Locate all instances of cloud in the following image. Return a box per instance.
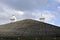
[54,0,60,2]
[57,6,60,11]
[41,11,55,22]
[0,3,25,24]
[32,10,56,25]
[0,2,37,24]
[0,0,57,26]
[0,3,57,26]
[0,0,47,11]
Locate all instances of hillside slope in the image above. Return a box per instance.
[0,19,59,37]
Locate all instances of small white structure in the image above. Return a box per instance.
[40,13,45,22]
[10,15,17,22]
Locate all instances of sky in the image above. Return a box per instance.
[0,0,60,26]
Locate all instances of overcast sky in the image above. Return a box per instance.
[0,0,60,26]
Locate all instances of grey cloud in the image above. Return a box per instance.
[0,3,36,24]
[0,0,49,24]
[0,0,47,11]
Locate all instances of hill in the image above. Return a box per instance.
[0,19,59,37]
